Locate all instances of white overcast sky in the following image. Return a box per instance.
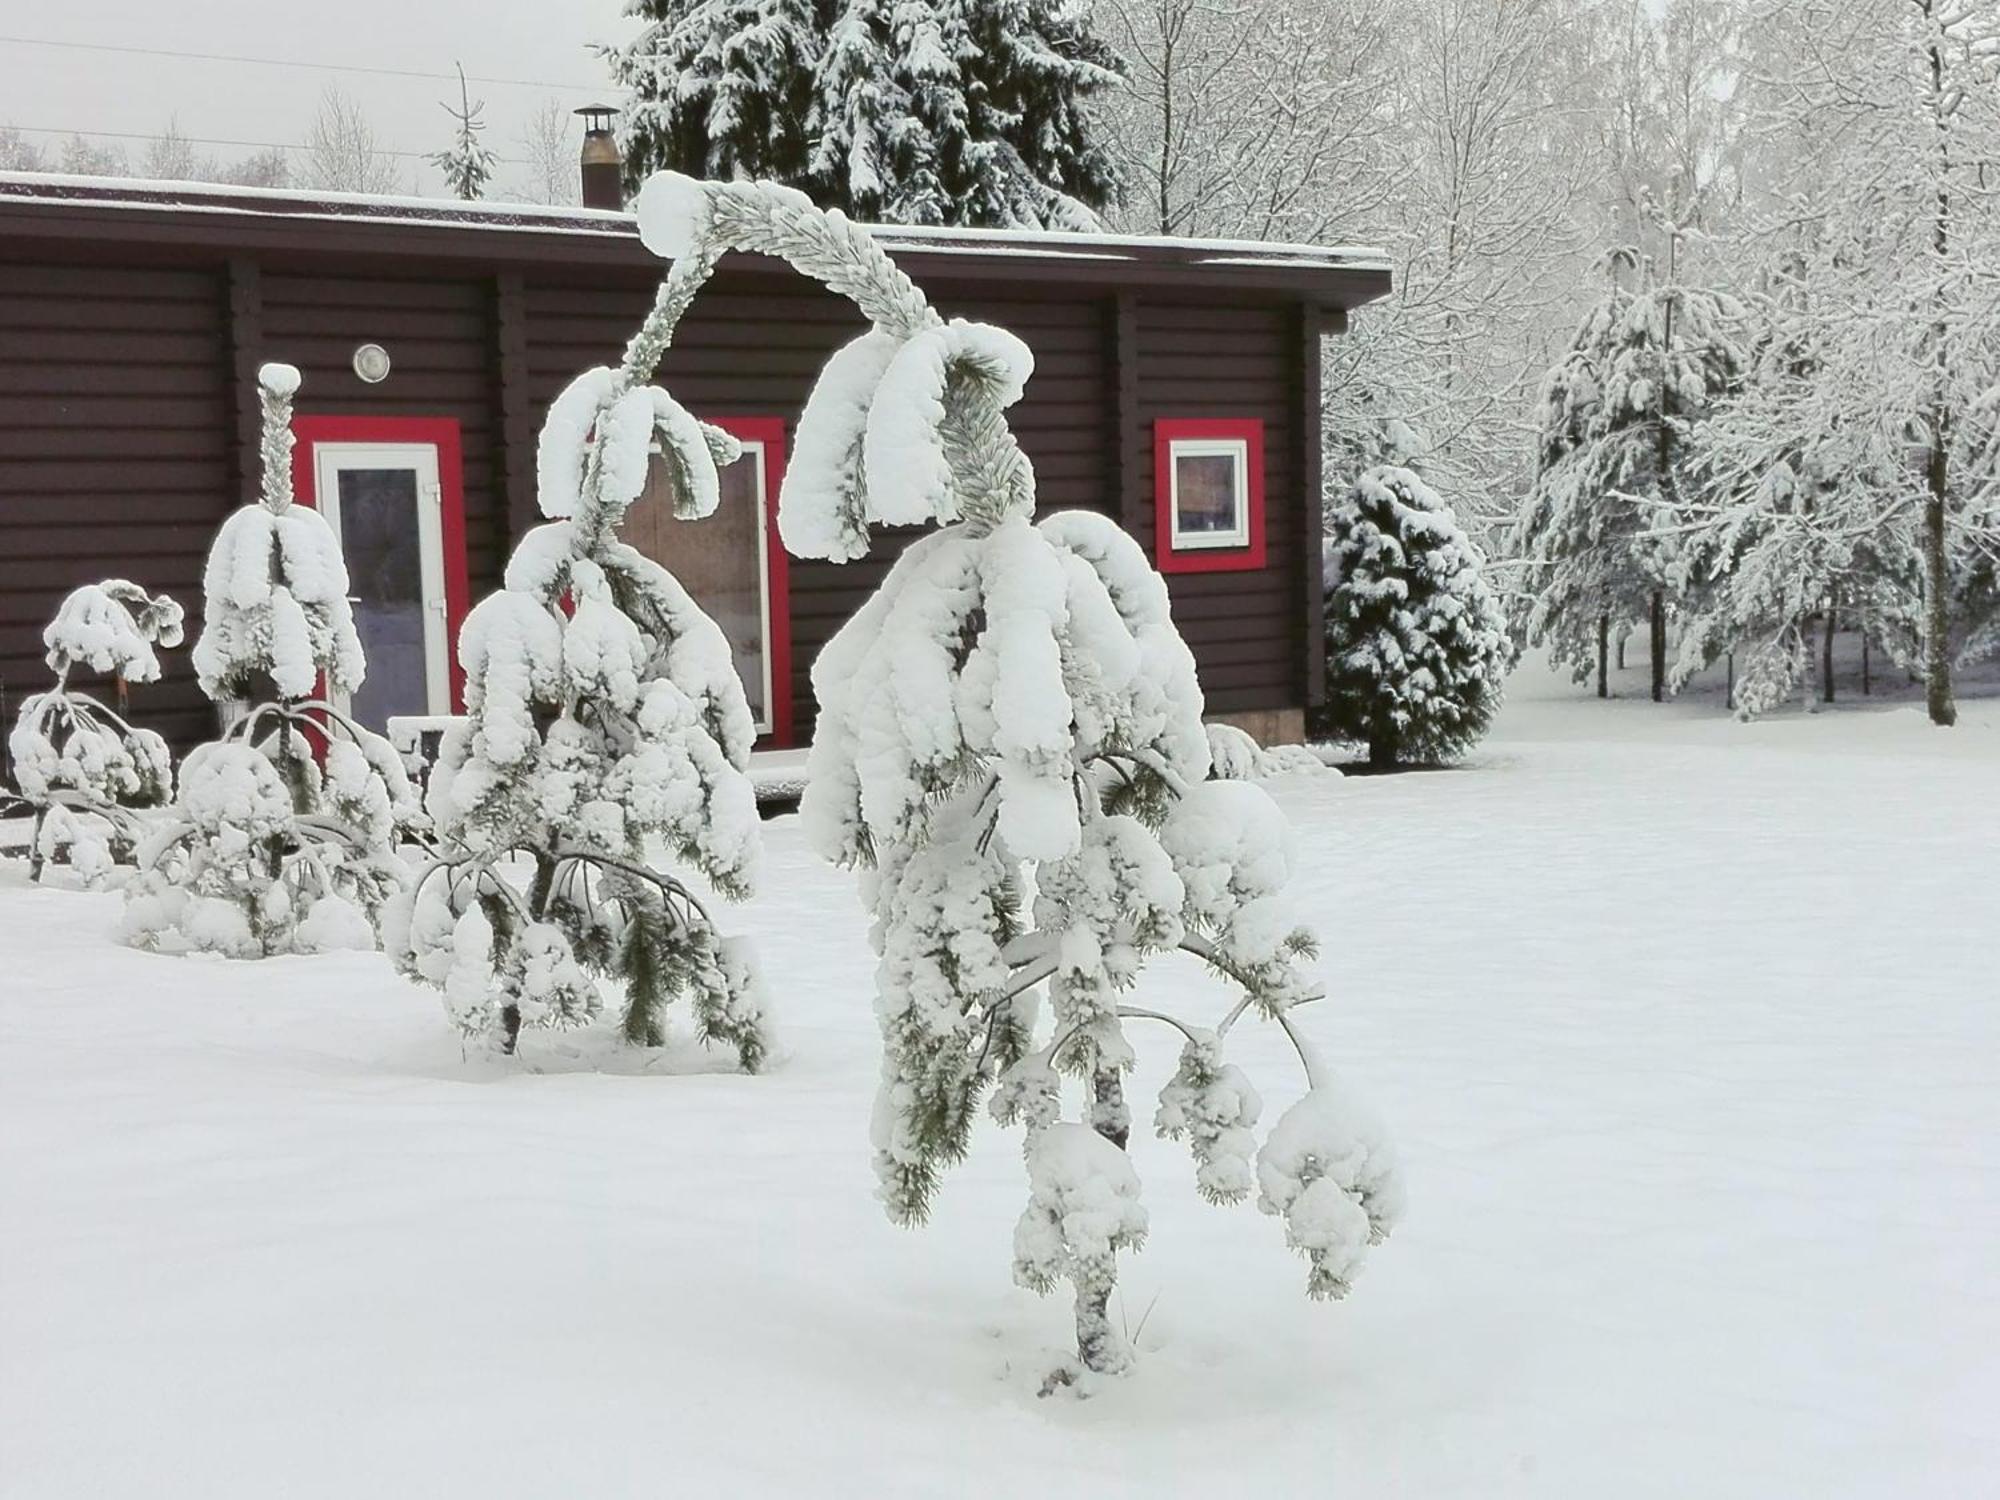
[0,1,636,194]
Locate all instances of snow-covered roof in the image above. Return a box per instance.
[0,171,1394,291]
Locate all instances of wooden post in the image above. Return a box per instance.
[1299,303,1327,715]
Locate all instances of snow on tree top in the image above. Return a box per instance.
[258,363,302,399]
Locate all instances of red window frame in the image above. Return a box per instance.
[290,416,472,712]
[708,416,794,748]
[1154,418,1267,574]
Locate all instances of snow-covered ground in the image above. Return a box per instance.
[4,668,1996,1498]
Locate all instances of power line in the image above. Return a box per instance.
[2,121,534,167]
[0,33,601,93]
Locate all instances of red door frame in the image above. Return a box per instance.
[709,416,794,748]
[290,416,471,712]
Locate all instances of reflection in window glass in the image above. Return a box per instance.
[1172,444,1248,547]
[336,467,427,733]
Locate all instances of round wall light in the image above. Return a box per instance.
[352,343,392,384]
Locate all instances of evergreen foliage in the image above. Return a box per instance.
[430,65,498,201]
[607,0,1124,227]
[385,239,770,1067]
[1322,465,1512,767]
[123,365,417,960]
[634,174,1399,1381]
[607,0,824,195]
[6,581,183,884]
[1512,258,1745,691]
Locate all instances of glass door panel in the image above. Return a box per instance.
[313,444,448,733]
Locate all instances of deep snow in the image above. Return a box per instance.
[2,673,1996,1498]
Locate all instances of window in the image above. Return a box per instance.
[291,418,470,733]
[1154,418,1267,573]
[621,416,793,746]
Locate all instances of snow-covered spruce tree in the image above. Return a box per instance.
[6,581,183,884]
[384,239,768,1066]
[429,64,497,201]
[1322,466,1511,767]
[636,174,1399,1381]
[808,0,1124,228]
[122,364,417,959]
[605,0,824,196]
[1512,252,1744,699]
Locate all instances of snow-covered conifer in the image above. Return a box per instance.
[385,218,769,1066]
[429,65,498,201]
[6,580,183,884]
[808,0,1124,228]
[1322,465,1511,767]
[634,174,1398,1381]
[605,0,824,195]
[1512,254,1744,699]
[123,365,417,959]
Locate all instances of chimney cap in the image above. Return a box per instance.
[575,104,619,133]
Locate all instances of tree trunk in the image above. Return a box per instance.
[1597,613,1609,699]
[1862,631,1871,696]
[1822,607,1836,704]
[27,807,48,883]
[500,1003,523,1057]
[1922,29,1956,729]
[1725,651,1735,712]
[1649,591,1666,703]
[1074,1069,1134,1377]
[1923,467,1956,727]
[1368,734,1396,771]
[1616,632,1627,671]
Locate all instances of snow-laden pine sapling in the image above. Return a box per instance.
[1322,464,1513,767]
[122,363,418,958]
[384,229,768,1067]
[632,174,1403,1384]
[6,580,184,883]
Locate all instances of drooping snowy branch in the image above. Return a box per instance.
[633,173,1399,1379]
[6,580,183,884]
[387,220,768,1068]
[124,365,416,958]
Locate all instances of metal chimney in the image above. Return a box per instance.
[576,105,623,210]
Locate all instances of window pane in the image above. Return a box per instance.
[1175,451,1241,536]
[334,467,427,733]
[623,446,768,727]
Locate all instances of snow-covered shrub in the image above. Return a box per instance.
[123,365,417,958]
[636,174,1400,1381]
[1204,723,1325,781]
[1322,465,1512,767]
[385,234,769,1067]
[6,580,184,883]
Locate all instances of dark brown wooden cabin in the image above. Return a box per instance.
[0,174,1390,762]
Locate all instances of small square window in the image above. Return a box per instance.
[1169,441,1251,550]
[1154,419,1266,573]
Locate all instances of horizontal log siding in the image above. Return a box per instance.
[521,271,1113,739]
[0,261,230,754]
[1135,300,1304,715]
[262,271,507,597]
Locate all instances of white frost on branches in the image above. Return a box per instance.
[388,237,768,1067]
[124,365,416,958]
[7,580,183,884]
[632,172,1399,1379]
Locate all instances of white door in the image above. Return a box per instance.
[312,443,449,733]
